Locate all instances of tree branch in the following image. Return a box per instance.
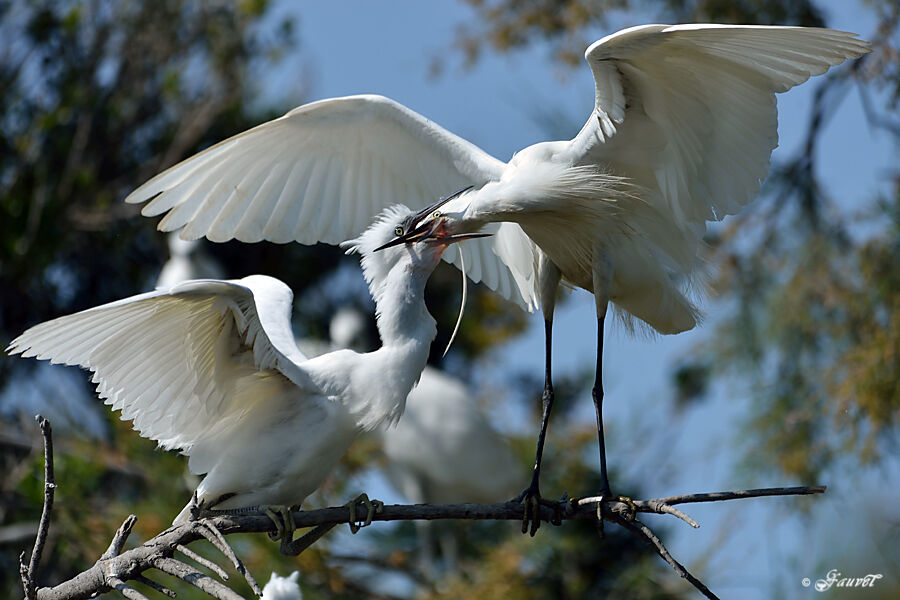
[31,485,826,600]
[20,415,55,600]
[21,412,827,600]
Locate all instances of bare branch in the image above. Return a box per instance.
[21,415,55,600]
[177,544,230,580]
[101,515,138,560]
[32,485,825,600]
[132,576,176,599]
[652,485,826,505]
[151,557,244,600]
[614,515,720,600]
[107,576,151,600]
[195,521,261,595]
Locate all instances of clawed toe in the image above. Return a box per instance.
[261,505,295,545]
[346,493,384,534]
[615,495,636,521]
[517,486,564,537]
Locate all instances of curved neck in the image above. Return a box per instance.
[346,262,436,430]
[372,264,437,349]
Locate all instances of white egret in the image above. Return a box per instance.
[7,205,486,547]
[122,24,870,533]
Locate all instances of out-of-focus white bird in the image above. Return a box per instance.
[122,24,869,531]
[382,368,522,576]
[156,232,224,288]
[7,206,483,529]
[260,571,302,600]
[381,368,521,507]
[299,306,521,504]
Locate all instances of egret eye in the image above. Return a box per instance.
[432,211,441,219]
[394,226,404,236]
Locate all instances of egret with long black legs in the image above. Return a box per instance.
[123,24,869,534]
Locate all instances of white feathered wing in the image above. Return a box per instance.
[7,276,314,465]
[126,94,540,310]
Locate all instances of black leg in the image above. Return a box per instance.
[593,315,611,498]
[516,318,560,536]
[530,317,555,489]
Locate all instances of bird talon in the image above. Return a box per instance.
[261,505,295,546]
[346,493,382,534]
[616,495,636,521]
[518,486,565,535]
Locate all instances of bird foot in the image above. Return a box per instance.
[590,491,635,521]
[514,484,564,537]
[346,493,384,534]
[583,490,635,538]
[260,504,296,546]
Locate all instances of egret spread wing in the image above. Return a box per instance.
[581,24,870,231]
[127,94,535,309]
[7,276,312,451]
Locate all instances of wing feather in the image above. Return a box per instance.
[125,94,534,307]
[7,276,312,451]
[581,24,870,237]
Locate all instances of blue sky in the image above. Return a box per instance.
[270,2,897,597]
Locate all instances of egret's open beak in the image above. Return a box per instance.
[374,185,483,252]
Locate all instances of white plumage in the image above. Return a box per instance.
[381,368,521,506]
[380,24,870,508]
[125,25,868,330]
[120,23,869,517]
[8,206,470,524]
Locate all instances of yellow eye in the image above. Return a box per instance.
[394,226,404,236]
[432,211,441,219]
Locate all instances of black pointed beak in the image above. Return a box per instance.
[374,185,475,252]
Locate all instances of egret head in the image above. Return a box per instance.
[373,187,486,251]
[341,204,487,290]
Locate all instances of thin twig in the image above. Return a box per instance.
[21,415,55,600]
[132,575,176,599]
[107,576,151,600]
[577,497,700,528]
[177,544,229,580]
[196,521,261,595]
[615,515,720,600]
[654,486,826,506]
[151,557,244,600]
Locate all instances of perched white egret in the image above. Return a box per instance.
[260,571,302,600]
[122,24,869,532]
[7,206,485,533]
